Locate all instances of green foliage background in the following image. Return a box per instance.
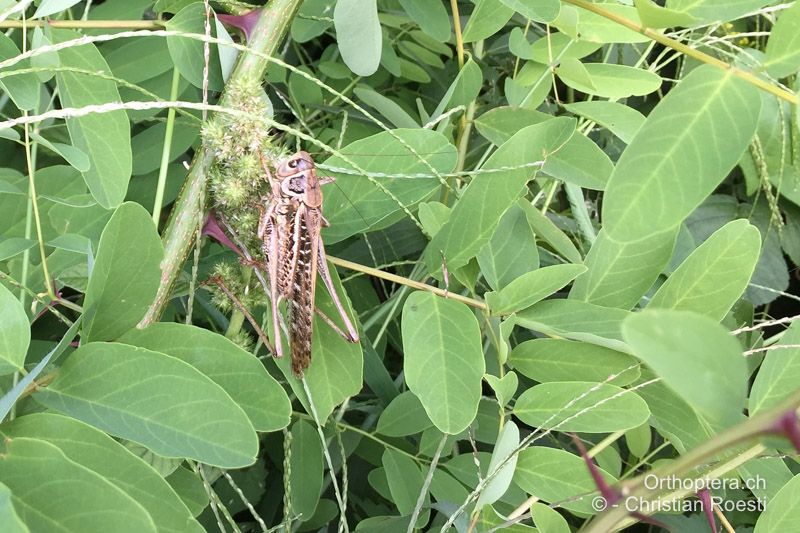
[1,0,800,531]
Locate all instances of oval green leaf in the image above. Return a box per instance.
[52,28,132,209]
[119,323,291,432]
[0,437,157,533]
[602,65,760,243]
[334,0,382,76]
[514,446,617,514]
[754,473,800,533]
[35,342,258,468]
[427,118,575,272]
[556,61,662,99]
[477,203,540,291]
[764,1,800,78]
[499,0,560,22]
[569,226,678,309]
[2,413,202,533]
[462,0,514,42]
[514,381,650,432]
[274,264,363,422]
[487,263,587,315]
[402,292,484,434]
[622,309,747,429]
[563,101,645,144]
[289,420,324,522]
[750,321,800,414]
[165,3,227,90]
[399,0,450,41]
[0,282,29,375]
[376,391,433,437]
[83,202,163,342]
[382,448,425,516]
[321,129,457,243]
[475,420,520,507]
[510,338,640,386]
[648,219,761,320]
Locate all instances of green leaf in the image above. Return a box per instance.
[517,201,582,263]
[376,391,433,437]
[291,0,334,43]
[648,219,761,320]
[165,4,228,90]
[474,106,551,146]
[477,204,539,291]
[289,420,323,522]
[754,474,800,533]
[462,0,514,42]
[0,483,27,533]
[402,292,484,434]
[485,371,518,407]
[1,413,202,533]
[399,0,450,41]
[542,132,614,190]
[487,264,586,315]
[514,381,650,432]
[35,342,258,468]
[530,502,570,533]
[334,0,382,76]
[635,368,714,452]
[556,60,663,99]
[382,448,425,516]
[514,446,617,514]
[0,282,29,375]
[321,129,457,243]
[764,1,800,78]
[530,33,602,63]
[515,299,631,354]
[510,339,640,386]
[119,323,291,432]
[0,34,39,111]
[622,309,747,429]
[31,133,90,172]
[569,227,678,309]
[0,238,35,261]
[476,420,520,507]
[0,437,157,532]
[52,28,132,209]
[634,0,699,28]
[499,0,560,22]
[166,467,208,518]
[427,118,575,271]
[104,37,173,84]
[271,273,362,424]
[354,87,419,129]
[32,0,81,18]
[666,0,775,25]
[602,65,760,243]
[559,3,648,43]
[563,101,645,144]
[750,321,800,414]
[83,202,163,342]
[130,121,200,176]
[442,57,483,111]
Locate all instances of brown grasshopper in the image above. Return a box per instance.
[256,150,360,376]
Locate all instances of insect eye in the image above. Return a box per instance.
[288,159,298,169]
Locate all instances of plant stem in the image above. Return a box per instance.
[152,67,182,225]
[583,392,800,532]
[563,0,798,105]
[328,256,487,311]
[139,0,303,327]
